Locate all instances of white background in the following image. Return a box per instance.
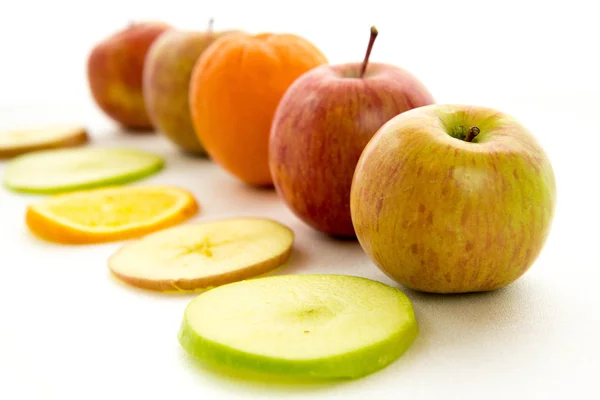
[0,0,599,399]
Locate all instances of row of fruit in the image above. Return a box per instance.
[86,20,556,294]
[0,18,557,382]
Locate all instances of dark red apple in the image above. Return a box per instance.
[87,21,172,131]
[268,27,435,237]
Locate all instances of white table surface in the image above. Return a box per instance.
[0,99,599,400]
[1,1,599,398]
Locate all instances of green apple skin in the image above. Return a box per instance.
[3,148,164,195]
[178,274,418,380]
[269,62,435,237]
[178,312,416,380]
[143,29,239,155]
[350,104,557,294]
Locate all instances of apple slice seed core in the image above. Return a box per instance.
[108,217,294,291]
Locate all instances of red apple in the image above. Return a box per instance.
[269,27,435,237]
[87,21,171,131]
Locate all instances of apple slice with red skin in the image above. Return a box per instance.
[108,217,294,292]
[0,125,89,159]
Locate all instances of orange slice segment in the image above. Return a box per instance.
[25,185,199,244]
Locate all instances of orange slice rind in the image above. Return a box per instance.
[26,185,199,244]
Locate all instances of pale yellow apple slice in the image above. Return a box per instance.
[0,124,89,159]
[108,217,294,292]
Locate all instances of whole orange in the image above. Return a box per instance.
[189,32,328,186]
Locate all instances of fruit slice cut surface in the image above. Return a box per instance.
[0,124,89,159]
[178,274,418,380]
[2,147,164,194]
[108,217,294,291]
[26,185,198,244]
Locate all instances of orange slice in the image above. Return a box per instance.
[25,185,199,244]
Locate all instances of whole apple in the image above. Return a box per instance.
[269,27,434,237]
[350,104,557,293]
[143,20,240,154]
[87,21,171,131]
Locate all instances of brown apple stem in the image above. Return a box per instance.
[359,26,379,78]
[208,18,214,35]
[465,126,480,142]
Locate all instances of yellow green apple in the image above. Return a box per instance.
[143,20,241,154]
[350,104,557,293]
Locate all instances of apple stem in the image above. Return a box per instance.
[208,18,214,35]
[465,126,480,142]
[359,26,379,79]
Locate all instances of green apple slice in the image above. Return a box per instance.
[2,147,164,194]
[178,274,418,380]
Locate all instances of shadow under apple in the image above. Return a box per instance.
[404,278,540,343]
[274,222,367,276]
[210,177,278,205]
[369,278,544,376]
